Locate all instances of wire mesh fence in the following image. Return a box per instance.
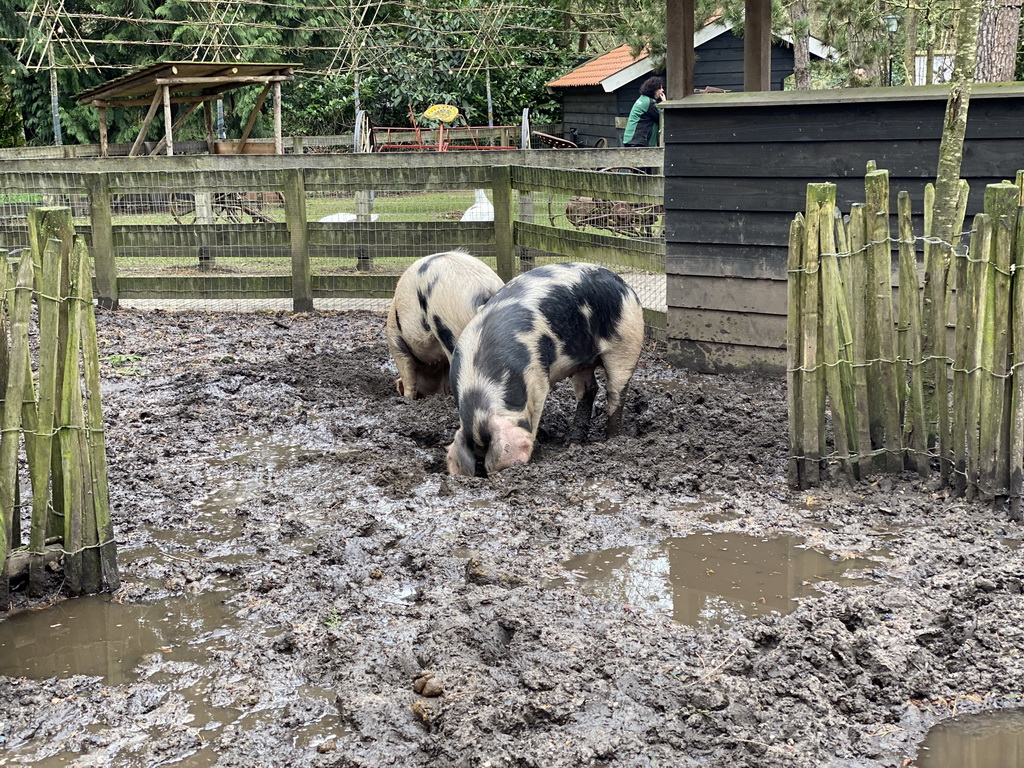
[0,175,92,259]
[509,166,666,337]
[0,150,666,318]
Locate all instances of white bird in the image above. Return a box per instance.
[318,212,380,222]
[460,189,494,222]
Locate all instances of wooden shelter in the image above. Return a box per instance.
[73,62,296,158]
[547,26,836,148]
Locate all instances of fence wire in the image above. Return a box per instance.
[0,160,668,321]
[510,177,666,339]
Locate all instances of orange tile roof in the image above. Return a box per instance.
[547,44,647,88]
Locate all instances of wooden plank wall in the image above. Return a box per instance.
[561,90,622,148]
[691,33,795,92]
[663,84,1024,374]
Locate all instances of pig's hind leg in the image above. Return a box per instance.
[568,366,598,444]
[601,340,643,437]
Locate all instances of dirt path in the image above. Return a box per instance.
[1,309,1023,768]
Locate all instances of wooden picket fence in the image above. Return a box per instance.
[789,167,1024,515]
[0,207,119,608]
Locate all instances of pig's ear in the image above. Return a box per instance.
[486,416,533,474]
[446,431,473,475]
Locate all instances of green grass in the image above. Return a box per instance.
[0,193,44,205]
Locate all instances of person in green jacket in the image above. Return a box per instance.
[623,76,666,148]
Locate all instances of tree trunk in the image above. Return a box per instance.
[903,9,918,84]
[789,0,811,89]
[925,0,984,480]
[975,0,1022,81]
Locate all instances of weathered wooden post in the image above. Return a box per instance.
[816,185,857,479]
[26,209,68,595]
[965,215,992,497]
[798,184,828,487]
[284,169,313,312]
[61,238,118,592]
[787,214,806,487]
[846,204,874,472]
[1010,177,1024,519]
[865,170,903,473]
[896,191,929,476]
[355,190,373,273]
[954,217,983,494]
[0,252,26,608]
[979,182,1018,499]
[492,165,515,282]
[85,173,119,309]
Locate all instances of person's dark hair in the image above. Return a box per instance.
[639,76,664,98]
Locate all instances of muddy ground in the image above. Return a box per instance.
[1,308,1023,767]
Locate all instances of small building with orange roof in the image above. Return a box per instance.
[547,19,837,148]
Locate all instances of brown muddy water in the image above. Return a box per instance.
[548,532,889,627]
[2,309,1024,768]
[913,709,1024,767]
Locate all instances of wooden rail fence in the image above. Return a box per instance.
[1,207,118,607]
[788,166,1024,515]
[0,151,665,323]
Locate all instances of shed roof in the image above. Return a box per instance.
[547,21,839,93]
[547,45,646,89]
[74,61,297,105]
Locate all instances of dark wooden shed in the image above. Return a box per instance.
[547,20,837,148]
[662,83,1024,374]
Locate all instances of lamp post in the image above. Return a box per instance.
[883,14,900,85]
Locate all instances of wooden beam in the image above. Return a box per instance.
[235,83,272,154]
[666,0,695,99]
[98,107,108,158]
[273,81,283,155]
[150,98,205,156]
[744,0,772,92]
[93,93,219,109]
[83,65,176,103]
[153,75,293,87]
[161,85,174,156]
[204,100,215,154]
[128,89,164,157]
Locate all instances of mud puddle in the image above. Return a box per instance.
[0,586,239,685]
[550,532,888,626]
[914,709,1024,767]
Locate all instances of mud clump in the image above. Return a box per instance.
[0,309,1023,768]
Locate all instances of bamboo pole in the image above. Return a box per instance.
[865,170,903,472]
[980,183,1018,499]
[953,218,984,494]
[74,238,119,591]
[787,214,806,487]
[1010,202,1024,519]
[897,191,929,476]
[26,209,68,596]
[847,204,874,474]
